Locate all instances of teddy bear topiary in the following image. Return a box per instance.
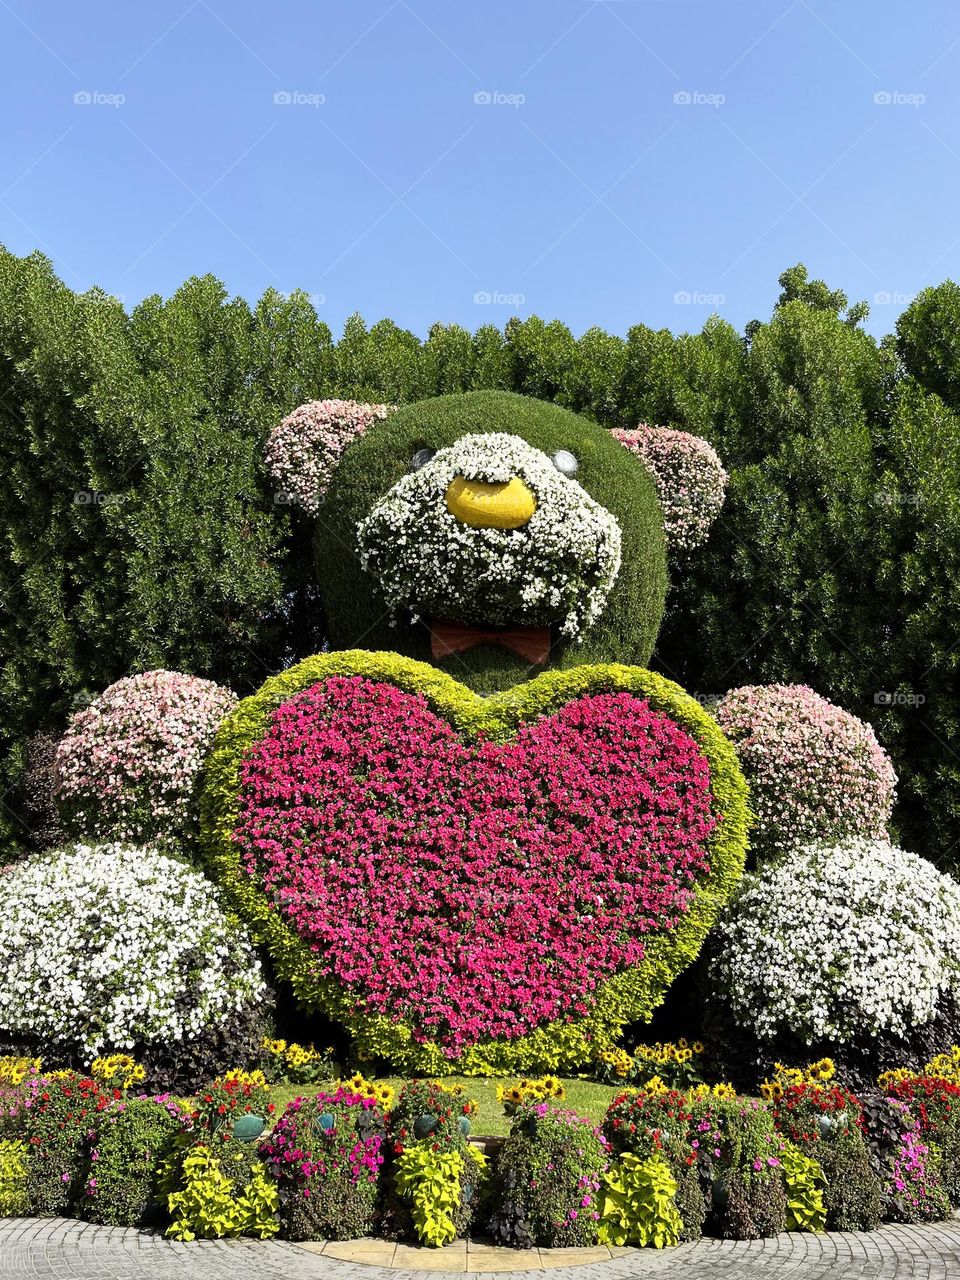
[199,390,751,1074]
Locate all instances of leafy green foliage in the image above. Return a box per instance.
[719,1169,787,1239]
[162,1138,279,1241]
[897,281,960,410]
[393,1145,465,1247]
[597,1153,682,1248]
[816,1131,882,1231]
[0,1139,29,1216]
[781,1142,826,1232]
[83,1098,185,1227]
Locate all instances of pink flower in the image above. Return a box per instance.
[231,677,716,1051]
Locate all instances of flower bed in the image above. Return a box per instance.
[201,652,749,1073]
[3,1054,960,1248]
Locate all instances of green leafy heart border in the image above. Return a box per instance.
[200,651,751,1076]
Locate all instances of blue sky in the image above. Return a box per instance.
[1,0,957,339]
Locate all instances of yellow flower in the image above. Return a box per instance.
[89,1054,146,1090]
[0,1056,41,1086]
[223,1068,267,1088]
[261,1037,287,1055]
[692,1042,705,1055]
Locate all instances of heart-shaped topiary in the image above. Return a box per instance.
[201,653,749,1075]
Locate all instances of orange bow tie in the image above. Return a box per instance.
[430,619,551,665]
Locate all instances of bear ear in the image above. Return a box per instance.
[264,399,393,515]
[611,424,728,553]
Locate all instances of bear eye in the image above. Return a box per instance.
[551,449,579,477]
[410,448,436,471]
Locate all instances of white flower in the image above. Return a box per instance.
[357,432,622,640]
[0,843,265,1056]
[713,837,960,1044]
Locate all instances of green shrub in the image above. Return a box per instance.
[818,1132,882,1231]
[487,1104,607,1249]
[719,1169,787,1239]
[597,1153,682,1248]
[82,1097,187,1227]
[0,1139,28,1216]
[162,1138,279,1241]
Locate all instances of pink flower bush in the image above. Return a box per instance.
[230,675,717,1054]
[55,670,237,844]
[259,1088,385,1240]
[611,425,727,552]
[714,683,896,858]
[264,399,392,515]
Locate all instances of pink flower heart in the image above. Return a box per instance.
[232,676,715,1053]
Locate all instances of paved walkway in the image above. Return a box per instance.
[3,1217,960,1279]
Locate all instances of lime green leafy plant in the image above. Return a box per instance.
[597,1153,682,1249]
[0,1139,29,1217]
[782,1142,826,1233]
[393,1145,466,1247]
[163,1141,278,1242]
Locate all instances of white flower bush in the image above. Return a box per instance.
[55,670,237,844]
[714,683,897,859]
[713,837,960,1044]
[356,432,622,639]
[264,398,392,514]
[0,843,265,1056]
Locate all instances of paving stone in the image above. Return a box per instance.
[465,1243,542,1272]
[3,1219,960,1278]
[393,1243,467,1271]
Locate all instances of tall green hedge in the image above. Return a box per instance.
[1,249,959,874]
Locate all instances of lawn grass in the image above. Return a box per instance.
[261,1077,621,1137]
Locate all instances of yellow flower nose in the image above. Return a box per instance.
[445,475,537,529]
